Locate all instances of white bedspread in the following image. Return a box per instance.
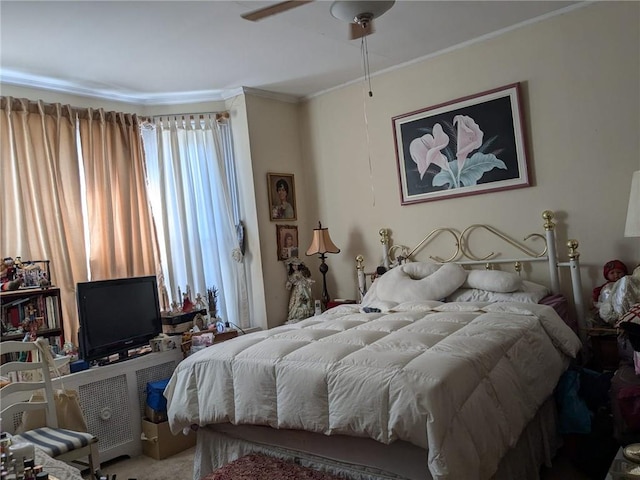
[165,301,581,480]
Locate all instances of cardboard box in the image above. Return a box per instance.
[144,404,168,424]
[141,418,196,460]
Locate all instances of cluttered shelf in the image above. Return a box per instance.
[1,327,62,342]
[0,287,64,348]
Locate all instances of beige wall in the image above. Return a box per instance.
[243,94,316,328]
[299,2,640,308]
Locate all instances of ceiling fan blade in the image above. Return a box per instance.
[350,20,374,40]
[241,0,314,22]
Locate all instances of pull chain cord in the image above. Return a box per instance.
[361,35,376,206]
[362,34,373,97]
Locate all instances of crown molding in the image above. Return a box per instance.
[237,87,300,104]
[1,70,300,106]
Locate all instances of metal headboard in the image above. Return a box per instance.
[355,210,586,343]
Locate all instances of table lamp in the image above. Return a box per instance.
[306,221,340,308]
[625,171,640,237]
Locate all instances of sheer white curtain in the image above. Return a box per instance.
[141,114,249,327]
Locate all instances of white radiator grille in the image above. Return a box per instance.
[78,374,132,452]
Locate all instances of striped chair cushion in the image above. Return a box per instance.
[13,427,97,457]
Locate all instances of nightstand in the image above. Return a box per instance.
[588,327,620,371]
[326,299,357,309]
[214,329,239,343]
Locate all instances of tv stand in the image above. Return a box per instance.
[52,348,182,463]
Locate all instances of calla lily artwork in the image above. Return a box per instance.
[393,83,529,205]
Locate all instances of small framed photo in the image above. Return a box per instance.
[267,173,297,221]
[392,83,529,205]
[276,225,299,261]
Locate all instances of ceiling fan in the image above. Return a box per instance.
[241,0,396,40]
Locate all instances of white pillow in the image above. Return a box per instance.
[446,280,550,304]
[360,276,381,308]
[373,262,467,303]
[463,270,523,293]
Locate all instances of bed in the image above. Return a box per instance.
[165,210,585,480]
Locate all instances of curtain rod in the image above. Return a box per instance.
[151,111,229,120]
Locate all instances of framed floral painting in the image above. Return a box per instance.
[392,83,529,205]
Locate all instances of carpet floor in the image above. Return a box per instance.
[201,453,347,480]
[85,446,197,480]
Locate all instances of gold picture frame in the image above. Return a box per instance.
[267,173,297,221]
[276,225,299,261]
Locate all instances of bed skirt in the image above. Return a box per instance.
[192,396,560,480]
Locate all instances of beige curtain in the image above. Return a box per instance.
[77,109,157,279]
[1,97,87,344]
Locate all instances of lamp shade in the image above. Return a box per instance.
[306,222,340,255]
[625,171,640,237]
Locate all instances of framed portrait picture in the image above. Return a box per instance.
[276,225,299,261]
[392,83,529,205]
[267,173,297,221]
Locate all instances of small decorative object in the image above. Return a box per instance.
[267,173,297,221]
[392,83,529,205]
[13,258,51,289]
[16,258,52,289]
[193,312,206,331]
[276,225,299,261]
[182,292,194,313]
[625,444,640,463]
[207,286,219,319]
[285,259,315,322]
[158,272,170,312]
[194,293,207,311]
[63,341,77,356]
[22,303,39,340]
[305,221,341,308]
[593,260,629,305]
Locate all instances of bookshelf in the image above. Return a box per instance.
[0,287,63,348]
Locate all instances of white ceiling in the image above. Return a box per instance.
[0,1,581,105]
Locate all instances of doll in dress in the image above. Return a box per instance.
[286,261,315,322]
[596,260,640,324]
[593,259,628,305]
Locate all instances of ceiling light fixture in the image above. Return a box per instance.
[329,1,395,26]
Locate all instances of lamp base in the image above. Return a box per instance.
[319,255,329,308]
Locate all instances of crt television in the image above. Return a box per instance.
[76,275,162,363]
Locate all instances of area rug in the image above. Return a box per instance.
[200,453,348,480]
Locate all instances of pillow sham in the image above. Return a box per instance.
[446,280,550,304]
[463,269,523,293]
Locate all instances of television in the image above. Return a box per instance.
[76,275,162,363]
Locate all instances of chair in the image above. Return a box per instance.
[0,340,100,479]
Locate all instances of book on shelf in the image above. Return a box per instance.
[1,288,62,342]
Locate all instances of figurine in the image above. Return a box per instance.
[598,263,640,324]
[593,259,629,304]
[285,260,315,323]
[207,286,219,319]
[182,292,194,313]
[194,293,207,311]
